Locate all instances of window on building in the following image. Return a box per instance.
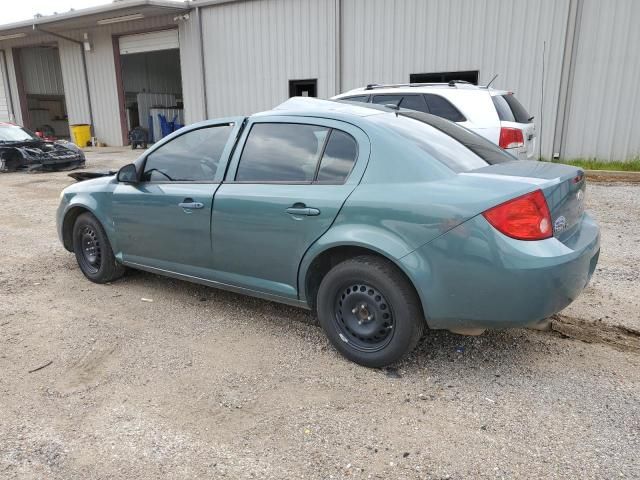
[289,79,318,98]
[316,130,358,183]
[142,124,234,182]
[236,123,329,182]
[410,70,479,85]
[423,94,466,122]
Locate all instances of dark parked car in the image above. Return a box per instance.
[0,122,85,172]
[56,99,599,367]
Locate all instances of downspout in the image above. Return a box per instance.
[335,0,342,95]
[33,25,95,138]
[0,49,16,122]
[196,6,209,119]
[552,0,584,160]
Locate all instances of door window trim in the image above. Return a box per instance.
[228,122,359,186]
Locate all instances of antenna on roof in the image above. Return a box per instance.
[485,74,499,89]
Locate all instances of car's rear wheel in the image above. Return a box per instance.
[316,255,425,368]
[72,212,125,283]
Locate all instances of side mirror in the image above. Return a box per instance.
[117,163,138,183]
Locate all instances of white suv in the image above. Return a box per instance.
[332,82,536,160]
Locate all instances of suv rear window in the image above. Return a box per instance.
[492,94,532,123]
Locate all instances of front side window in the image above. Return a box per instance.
[235,123,329,182]
[142,124,233,182]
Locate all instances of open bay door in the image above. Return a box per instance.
[117,29,183,145]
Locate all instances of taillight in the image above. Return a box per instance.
[499,127,524,149]
[482,190,552,241]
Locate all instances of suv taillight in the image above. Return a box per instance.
[482,190,552,241]
[499,127,524,149]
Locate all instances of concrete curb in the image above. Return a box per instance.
[585,169,640,183]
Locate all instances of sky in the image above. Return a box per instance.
[1,1,182,25]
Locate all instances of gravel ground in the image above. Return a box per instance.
[1,151,639,479]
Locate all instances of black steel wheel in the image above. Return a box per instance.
[77,224,102,275]
[334,283,395,352]
[72,212,125,283]
[317,255,425,368]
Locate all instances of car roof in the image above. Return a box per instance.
[334,84,510,98]
[258,97,388,119]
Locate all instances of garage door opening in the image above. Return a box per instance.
[116,29,183,145]
[15,45,70,140]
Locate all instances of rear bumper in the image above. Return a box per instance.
[400,212,600,330]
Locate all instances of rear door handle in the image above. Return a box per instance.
[179,198,204,209]
[286,206,321,216]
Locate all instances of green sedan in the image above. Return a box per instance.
[57,98,600,367]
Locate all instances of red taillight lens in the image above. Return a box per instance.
[499,127,524,149]
[482,190,552,241]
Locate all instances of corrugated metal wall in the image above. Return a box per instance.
[18,46,65,95]
[562,0,640,161]
[58,40,91,125]
[340,0,571,160]
[0,50,12,122]
[199,0,338,117]
[178,7,206,124]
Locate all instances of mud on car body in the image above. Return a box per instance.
[0,123,85,172]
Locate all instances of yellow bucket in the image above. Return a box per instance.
[70,124,92,148]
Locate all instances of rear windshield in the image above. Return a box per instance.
[370,111,514,173]
[492,94,532,123]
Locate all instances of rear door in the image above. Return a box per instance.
[211,116,370,300]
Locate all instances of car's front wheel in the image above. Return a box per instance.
[72,212,125,283]
[316,255,425,368]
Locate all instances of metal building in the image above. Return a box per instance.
[0,0,638,161]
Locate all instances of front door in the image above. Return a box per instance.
[211,117,369,299]
[112,120,241,274]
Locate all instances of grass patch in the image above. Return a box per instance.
[553,158,640,172]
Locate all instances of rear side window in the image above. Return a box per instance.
[372,94,429,114]
[316,130,358,183]
[492,94,532,123]
[343,95,369,103]
[236,123,329,182]
[423,94,466,122]
[372,94,402,107]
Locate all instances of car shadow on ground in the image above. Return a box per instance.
[115,269,563,377]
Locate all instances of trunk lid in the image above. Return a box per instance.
[468,161,586,242]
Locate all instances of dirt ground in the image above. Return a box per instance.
[1,150,639,479]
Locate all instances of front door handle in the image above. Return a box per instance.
[286,206,321,216]
[178,198,204,210]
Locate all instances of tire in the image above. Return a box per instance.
[72,212,125,284]
[316,255,425,368]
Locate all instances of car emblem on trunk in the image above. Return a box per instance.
[554,216,567,233]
